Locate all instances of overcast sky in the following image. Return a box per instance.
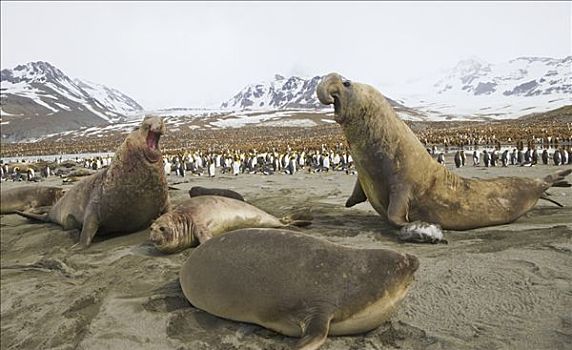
[1,1,570,109]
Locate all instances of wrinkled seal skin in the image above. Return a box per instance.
[189,186,245,202]
[150,195,311,253]
[17,116,170,248]
[1,186,65,214]
[180,228,419,350]
[317,73,572,234]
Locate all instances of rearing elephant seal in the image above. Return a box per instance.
[180,228,419,350]
[1,186,65,214]
[149,196,312,253]
[17,116,170,248]
[317,73,572,243]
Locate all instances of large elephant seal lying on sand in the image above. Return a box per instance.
[1,186,65,214]
[149,195,311,253]
[17,116,170,248]
[317,73,572,243]
[180,228,419,350]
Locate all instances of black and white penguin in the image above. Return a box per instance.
[553,149,562,166]
[483,150,491,167]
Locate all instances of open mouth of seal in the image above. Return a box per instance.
[333,96,341,114]
[146,131,161,151]
[333,96,344,123]
[143,130,163,163]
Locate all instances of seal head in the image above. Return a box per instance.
[317,73,366,124]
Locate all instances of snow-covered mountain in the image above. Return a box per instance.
[1,61,143,141]
[221,74,324,110]
[390,56,571,119]
[220,74,428,121]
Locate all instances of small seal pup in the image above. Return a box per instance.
[179,228,419,350]
[317,73,572,243]
[1,186,65,214]
[188,186,245,202]
[17,116,170,248]
[149,196,312,253]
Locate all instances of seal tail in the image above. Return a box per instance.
[543,169,572,188]
[15,210,50,222]
[280,212,313,227]
[540,193,564,207]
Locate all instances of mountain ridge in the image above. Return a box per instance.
[1,61,143,141]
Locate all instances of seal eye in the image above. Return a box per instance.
[343,80,352,87]
[160,226,166,232]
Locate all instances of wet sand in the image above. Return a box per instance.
[1,164,571,350]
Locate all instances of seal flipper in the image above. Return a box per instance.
[280,212,313,227]
[543,169,572,188]
[15,210,49,222]
[62,214,81,230]
[539,194,564,207]
[79,211,100,248]
[194,226,213,244]
[296,313,333,350]
[387,187,447,244]
[345,179,367,207]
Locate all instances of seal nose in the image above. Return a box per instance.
[317,73,343,105]
[149,227,164,246]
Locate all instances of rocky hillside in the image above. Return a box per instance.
[0,61,143,142]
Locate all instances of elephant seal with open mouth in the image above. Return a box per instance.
[317,73,571,243]
[17,116,170,248]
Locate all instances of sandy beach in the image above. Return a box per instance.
[1,163,571,350]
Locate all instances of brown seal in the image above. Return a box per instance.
[180,228,418,350]
[0,186,65,214]
[149,195,311,253]
[317,73,572,243]
[17,116,170,248]
[188,186,245,202]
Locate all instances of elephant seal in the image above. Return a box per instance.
[317,73,572,243]
[17,116,170,248]
[1,186,65,214]
[180,228,419,350]
[149,196,312,253]
[188,186,245,202]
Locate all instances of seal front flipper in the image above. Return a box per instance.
[79,211,100,248]
[280,211,313,228]
[345,179,367,208]
[386,185,446,244]
[62,214,81,231]
[296,312,333,350]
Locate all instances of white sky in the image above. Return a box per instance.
[1,1,570,110]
